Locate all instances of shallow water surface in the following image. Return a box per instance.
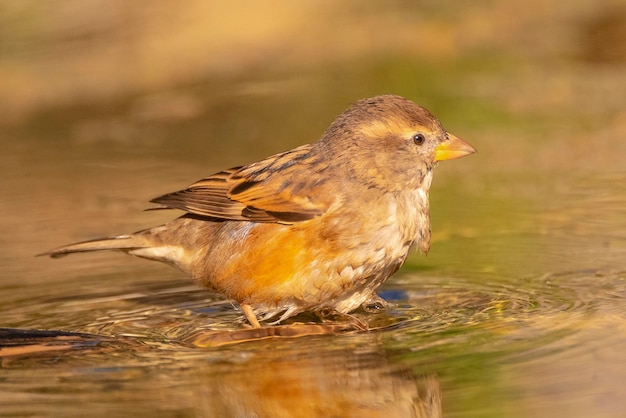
[1,125,624,417]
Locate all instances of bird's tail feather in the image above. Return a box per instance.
[38,234,149,258]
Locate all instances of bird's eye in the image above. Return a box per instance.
[412,133,426,145]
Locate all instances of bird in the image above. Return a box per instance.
[41,95,476,328]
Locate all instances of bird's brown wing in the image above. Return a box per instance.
[150,144,334,224]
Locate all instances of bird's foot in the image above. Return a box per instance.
[316,309,369,331]
[361,294,388,313]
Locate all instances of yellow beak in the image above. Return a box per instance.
[435,133,477,161]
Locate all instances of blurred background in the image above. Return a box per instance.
[1,1,625,417]
[2,0,624,280]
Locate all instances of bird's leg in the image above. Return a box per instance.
[240,303,261,328]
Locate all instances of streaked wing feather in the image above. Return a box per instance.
[149,144,333,224]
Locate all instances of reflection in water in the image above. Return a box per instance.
[4,269,624,416]
[193,340,441,418]
[0,324,442,418]
[0,267,624,418]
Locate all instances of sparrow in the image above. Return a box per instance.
[41,95,476,328]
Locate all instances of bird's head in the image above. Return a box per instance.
[320,95,476,191]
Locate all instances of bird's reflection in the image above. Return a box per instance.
[189,330,441,418]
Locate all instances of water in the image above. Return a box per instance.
[1,1,625,417]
